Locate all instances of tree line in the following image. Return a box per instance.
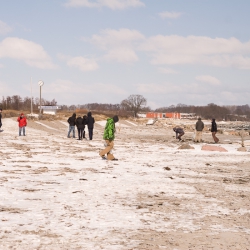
[155,103,250,120]
[0,95,57,111]
[1,94,250,120]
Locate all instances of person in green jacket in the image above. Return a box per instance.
[99,115,119,160]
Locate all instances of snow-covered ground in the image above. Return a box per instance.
[0,118,250,249]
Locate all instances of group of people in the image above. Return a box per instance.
[67,112,95,140]
[173,118,219,143]
[1,108,220,161]
[67,112,119,160]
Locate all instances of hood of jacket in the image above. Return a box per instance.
[113,115,119,123]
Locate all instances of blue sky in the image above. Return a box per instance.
[0,0,250,108]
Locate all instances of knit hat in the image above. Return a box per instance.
[113,115,119,123]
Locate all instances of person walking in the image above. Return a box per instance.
[99,115,119,160]
[0,108,2,131]
[76,115,84,140]
[82,115,87,139]
[67,113,76,138]
[86,112,95,140]
[211,118,219,143]
[173,127,185,141]
[194,117,204,142]
[17,113,27,136]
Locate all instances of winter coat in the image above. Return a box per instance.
[196,119,204,131]
[76,117,84,129]
[68,114,76,126]
[17,115,27,127]
[211,120,217,132]
[173,127,184,134]
[86,112,95,129]
[82,116,87,127]
[103,118,115,141]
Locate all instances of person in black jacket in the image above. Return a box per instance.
[211,118,219,143]
[173,127,185,141]
[76,115,84,140]
[86,112,95,140]
[82,115,87,139]
[67,113,76,138]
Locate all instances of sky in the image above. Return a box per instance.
[0,0,250,109]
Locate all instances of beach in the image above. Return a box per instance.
[0,117,250,249]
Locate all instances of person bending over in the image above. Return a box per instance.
[173,127,184,141]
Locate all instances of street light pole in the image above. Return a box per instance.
[30,77,33,114]
[38,80,44,118]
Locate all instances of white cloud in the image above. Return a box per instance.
[195,75,221,85]
[136,83,181,94]
[159,11,182,19]
[158,67,178,74]
[0,37,57,69]
[44,79,90,94]
[86,28,144,63]
[67,56,99,71]
[89,28,145,49]
[64,0,145,9]
[89,82,127,95]
[42,79,127,104]
[0,20,12,35]
[140,35,250,69]
[0,81,12,96]
[103,48,138,63]
[86,31,250,69]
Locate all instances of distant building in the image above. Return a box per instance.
[180,113,197,119]
[38,105,61,115]
[146,112,181,119]
[145,112,196,119]
[137,113,147,118]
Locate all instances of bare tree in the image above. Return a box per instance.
[121,94,147,117]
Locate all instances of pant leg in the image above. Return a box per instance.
[77,128,81,139]
[72,126,75,138]
[67,126,72,137]
[198,131,202,142]
[19,127,22,136]
[212,132,219,143]
[80,128,83,139]
[99,140,115,160]
[83,130,85,138]
[23,126,26,136]
[194,131,199,142]
[178,132,184,140]
[89,128,93,140]
[195,131,202,142]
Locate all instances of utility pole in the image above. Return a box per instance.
[30,77,33,114]
[38,80,44,118]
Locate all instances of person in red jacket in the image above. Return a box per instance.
[17,113,27,136]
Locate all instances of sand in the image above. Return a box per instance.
[0,117,250,249]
